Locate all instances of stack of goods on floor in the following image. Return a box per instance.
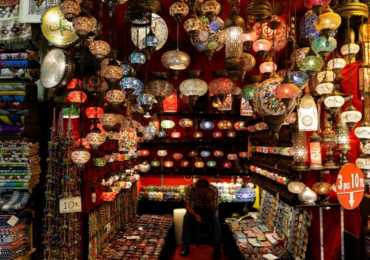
[88,183,138,260]
[225,190,311,259]
[96,215,173,260]
[140,182,255,203]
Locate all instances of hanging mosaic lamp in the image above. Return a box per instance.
[85,106,104,119]
[102,59,124,83]
[208,77,234,96]
[327,57,346,71]
[120,76,144,96]
[169,1,189,22]
[252,38,272,55]
[129,50,146,65]
[71,147,91,167]
[160,119,176,129]
[179,78,208,106]
[60,0,81,21]
[86,128,106,150]
[311,36,337,55]
[225,26,243,65]
[259,60,277,74]
[297,52,324,73]
[242,84,257,101]
[275,83,301,100]
[66,90,87,104]
[287,71,309,87]
[89,40,111,59]
[73,16,97,36]
[105,89,126,105]
[200,120,215,130]
[161,50,191,71]
[300,10,320,42]
[162,93,178,113]
[147,79,174,98]
[246,0,272,21]
[315,8,342,36]
[304,0,331,10]
[201,0,221,17]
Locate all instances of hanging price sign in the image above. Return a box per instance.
[59,196,82,214]
[335,163,365,210]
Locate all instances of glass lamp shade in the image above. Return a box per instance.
[169,1,189,21]
[217,120,232,130]
[337,121,350,149]
[179,118,193,128]
[129,51,146,65]
[311,36,337,55]
[200,150,211,158]
[252,39,272,53]
[164,160,174,168]
[223,161,232,169]
[85,107,104,119]
[183,17,203,33]
[213,131,223,138]
[317,70,335,83]
[259,61,277,74]
[288,71,309,86]
[66,90,87,103]
[179,78,208,96]
[86,131,106,149]
[60,0,81,20]
[340,43,360,56]
[324,95,345,109]
[316,9,342,33]
[138,149,150,157]
[297,54,324,72]
[225,26,243,60]
[253,15,288,51]
[293,131,308,169]
[73,16,97,36]
[327,58,346,70]
[161,50,191,70]
[275,83,301,99]
[144,32,159,49]
[173,153,183,161]
[180,160,190,167]
[67,78,82,90]
[147,79,174,97]
[227,153,238,161]
[151,160,160,167]
[89,40,111,59]
[213,150,224,157]
[242,84,256,101]
[309,132,323,169]
[157,150,168,157]
[162,93,178,113]
[207,160,217,167]
[102,64,124,82]
[160,119,175,129]
[120,77,144,96]
[193,131,204,138]
[170,130,181,139]
[137,93,157,107]
[300,10,320,41]
[208,78,234,96]
[194,160,205,168]
[121,63,135,77]
[105,89,125,105]
[341,106,362,126]
[201,0,221,16]
[240,53,256,72]
[200,120,215,130]
[316,82,334,95]
[101,113,119,130]
[71,148,91,167]
[188,150,198,157]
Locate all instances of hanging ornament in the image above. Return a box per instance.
[71,147,91,167]
[60,0,81,21]
[73,16,97,37]
[89,40,111,59]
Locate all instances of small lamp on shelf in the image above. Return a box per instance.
[309,132,323,170]
[293,131,308,170]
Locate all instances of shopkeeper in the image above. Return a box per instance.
[181,178,221,259]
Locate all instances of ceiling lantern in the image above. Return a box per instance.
[169,1,189,21]
[246,0,272,21]
[105,89,126,105]
[71,147,91,167]
[297,53,324,73]
[304,0,331,10]
[86,130,106,150]
[259,60,277,74]
[201,0,222,17]
[162,93,178,113]
[311,36,337,55]
[252,38,272,55]
[225,26,243,66]
[161,50,191,71]
[208,77,234,96]
[129,50,146,65]
[120,76,144,96]
[102,59,124,83]
[315,8,342,36]
[275,83,301,100]
[147,79,174,99]
[89,40,111,59]
[73,16,97,37]
[66,89,87,104]
[85,107,104,119]
[60,0,81,21]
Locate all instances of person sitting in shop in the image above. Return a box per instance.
[181,178,221,259]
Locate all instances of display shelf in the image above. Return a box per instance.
[141,168,244,176]
[140,138,245,146]
[152,111,247,118]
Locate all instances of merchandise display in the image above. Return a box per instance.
[0,0,368,259]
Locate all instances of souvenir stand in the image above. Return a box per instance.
[1,0,368,260]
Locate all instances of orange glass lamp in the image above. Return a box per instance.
[309,132,323,169]
[71,147,91,167]
[162,93,178,113]
[85,107,104,119]
[67,90,87,104]
[275,83,301,100]
[315,8,341,36]
[252,38,272,56]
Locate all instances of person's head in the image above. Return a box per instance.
[195,178,210,189]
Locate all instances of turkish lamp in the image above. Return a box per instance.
[341,103,362,129]
[89,40,111,59]
[259,58,277,74]
[309,132,323,170]
[327,58,346,74]
[340,43,360,64]
[337,119,350,151]
[315,8,342,37]
[311,36,337,55]
[169,1,189,22]
[317,70,335,83]
[293,131,308,170]
[86,128,106,150]
[298,88,319,131]
[287,71,309,87]
[297,51,324,73]
[72,16,97,37]
[252,38,272,57]
[71,147,91,167]
[102,59,124,83]
[144,30,159,55]
[241,28,258,49]
[324,94,345,111]
[225,26,243,66]
[129,50,146,66]
[275,83,301,100]
[105,89,125,105]
[161,50,191,71]
[60,0,81,21]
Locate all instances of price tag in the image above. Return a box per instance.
[336,163,365,210]
[7,215,19,227]
[59,196,82,214]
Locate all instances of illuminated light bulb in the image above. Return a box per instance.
[252,39,272,53]
[259,61,277,74]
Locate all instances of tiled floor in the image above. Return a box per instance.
[171,245,227,260]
